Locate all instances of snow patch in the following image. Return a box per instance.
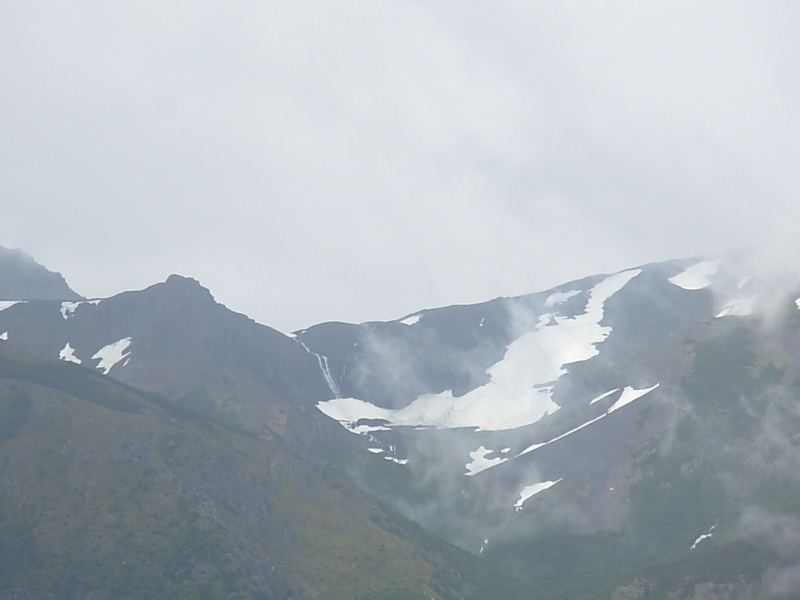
[384,456,408,465]
[796,298,800,310]
[514,478,563,511]
[318,269,642,433]
[464,446,508,476]
[60,302,80,319]
[350,424,392,434]
[519,384,659,456]
[58,343,81,364]
[399,313,422,326]
[691,523,717,550]
[92,337,132,375]
[518,413,607,456]
[608,384,660,413]
[59,299,100,319]
[545,290,580,307]
[716,296,757,318]
[367,447,384,454]
[0,332,7,341]
[316,398,391,425]
[589,388,620,405]
[0,301,24,312]
[668,260,720,290]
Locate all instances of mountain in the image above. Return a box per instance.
[3,249,800,598]
[0,274,337,441]
[0,342,516,600]
[0,246,81,301]
[294,255,800,598]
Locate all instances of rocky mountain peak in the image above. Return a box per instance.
[0,246,82,301]
[135,274,217,310]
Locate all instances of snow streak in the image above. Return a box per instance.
[518,384,660,456]
[514,478,563,511]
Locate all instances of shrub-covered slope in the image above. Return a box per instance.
[0,343,514,600]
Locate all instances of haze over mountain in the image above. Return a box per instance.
[0,246,81,301]
[4,247,800,598]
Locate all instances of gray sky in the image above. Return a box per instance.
[2,1,799,332]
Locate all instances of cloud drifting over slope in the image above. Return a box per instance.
[1,1,798,331]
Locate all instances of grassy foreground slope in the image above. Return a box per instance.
[0,343,517,600]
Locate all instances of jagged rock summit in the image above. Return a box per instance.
[0,246,82,301]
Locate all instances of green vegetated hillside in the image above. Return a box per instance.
[629,316,800,598]
[605,314,800,600]
[0,343,518,600]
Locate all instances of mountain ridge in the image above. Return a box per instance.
[4,247,800,598]
[0,246,82,301]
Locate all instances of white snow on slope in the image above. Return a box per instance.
[318,269,642,432]
[60,299,102,319]
[545,290,580,307]
[400,313,422,326]
[58,343,81,364]
[0,301,24,312]
[60,301,81,319]
[0,332,7,341]
[518,413,607,456]
[668,260,720,290]
[796,298,800,310]
[519,384,660,456]
[92,337,132,374]
[609,384,660,413]
[716,296,757,318]
[691,523,717,550]
[367,447,384,454]
[589,388,620,405]
[465,446,508,476]
[514,478,563,511]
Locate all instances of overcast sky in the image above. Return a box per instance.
[2,2,798,332]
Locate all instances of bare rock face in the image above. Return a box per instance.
[0,246,81,301]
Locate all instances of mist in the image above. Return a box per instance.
[2,2,798,332]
